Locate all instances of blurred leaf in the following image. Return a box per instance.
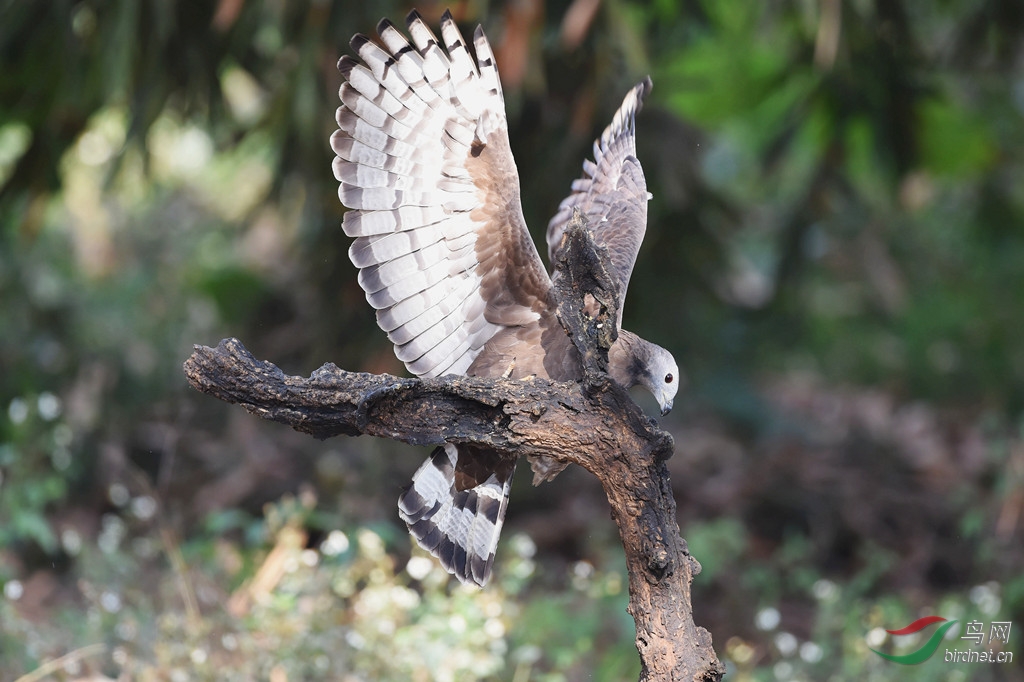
[918,96,996,178]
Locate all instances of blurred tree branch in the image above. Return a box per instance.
[184,220,723,682]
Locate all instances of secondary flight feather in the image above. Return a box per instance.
[331,9,678,586]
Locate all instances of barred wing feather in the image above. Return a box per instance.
[331,9,549,380]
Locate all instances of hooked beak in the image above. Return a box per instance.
[660,398,673,416]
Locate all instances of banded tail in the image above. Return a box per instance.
[398,443,514,586]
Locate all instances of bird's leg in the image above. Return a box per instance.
[501,358,517,379]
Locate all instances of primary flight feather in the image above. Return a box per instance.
[331,9,678,586]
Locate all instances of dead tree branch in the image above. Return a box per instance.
[183,217,723,681]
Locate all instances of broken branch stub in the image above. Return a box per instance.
[553,208,620,380]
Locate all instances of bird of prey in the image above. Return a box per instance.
[330,9,678,586]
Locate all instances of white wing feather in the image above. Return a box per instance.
[332,10,533,379]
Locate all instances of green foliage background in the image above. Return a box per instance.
[1,0,1022,680]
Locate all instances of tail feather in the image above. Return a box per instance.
[399,443,512,586]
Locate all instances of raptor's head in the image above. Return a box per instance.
[639,343,679,416]
[611,333,680,416]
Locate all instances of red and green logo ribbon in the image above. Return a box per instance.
[871,616,958,665]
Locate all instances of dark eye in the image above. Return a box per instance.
[665,373,674,384]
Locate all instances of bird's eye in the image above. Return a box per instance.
[665,373,674,384]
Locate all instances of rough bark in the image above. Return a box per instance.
[183,218,724,681]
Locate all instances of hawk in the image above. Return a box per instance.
[331,9,678,586]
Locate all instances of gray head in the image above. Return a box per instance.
[610,331,680,416]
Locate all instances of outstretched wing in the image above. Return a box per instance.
[331,10,551,378]
[546,78,653,324]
